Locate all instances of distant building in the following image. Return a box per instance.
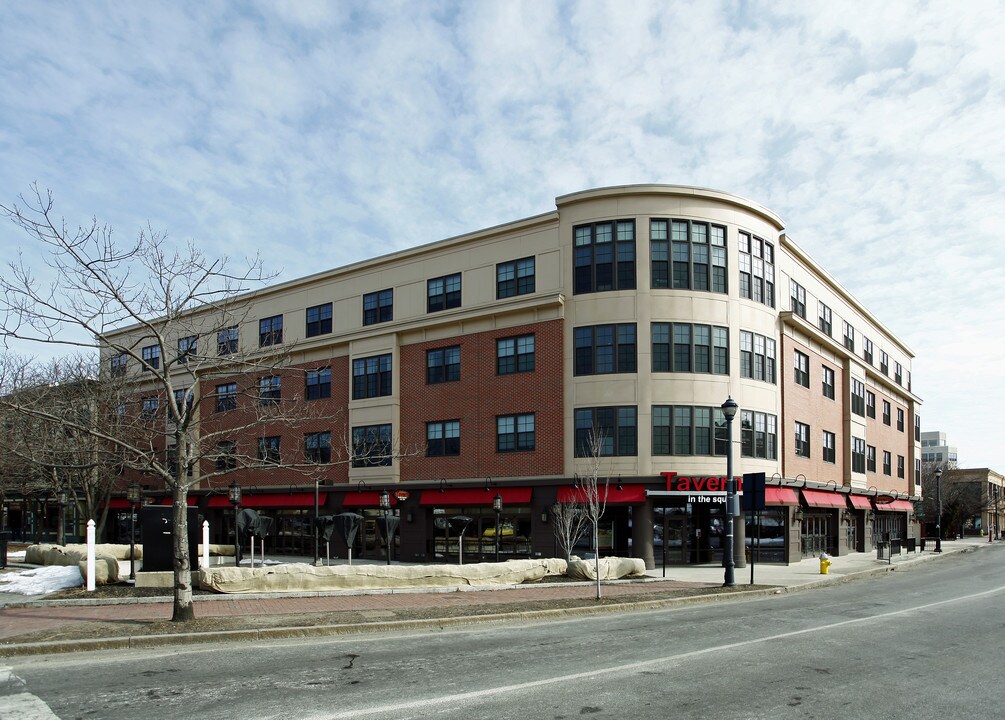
[103,185,922,565]
[920,431,958,466]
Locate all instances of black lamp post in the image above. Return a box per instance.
[127,481,140,581]
[56,483,68,547]
[314,478,320,566]
[228,480,242,566]
[721,396,738,587]
[934,468,943,553]
[379,489,391,565]
[493,493,503,562]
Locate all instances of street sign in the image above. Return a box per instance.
[741,472,766,512]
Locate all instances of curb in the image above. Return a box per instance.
[0,544,983,657]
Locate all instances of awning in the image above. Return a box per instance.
[207,492,325,508]
[801,489,847,509]
[107,498,131,510]
[160,496,198,506]
[419,488,532,506]
[847,495,873,510]
[342,491,398,508]
[557,485,649,504]
[764,487,799,505]
[874,499,915,512]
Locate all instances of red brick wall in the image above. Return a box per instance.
[781,335,845,483]
[197,355,351,490]
[866,383,911,495]
[399,319,564,481]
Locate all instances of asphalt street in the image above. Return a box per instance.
[2,544,1003,720]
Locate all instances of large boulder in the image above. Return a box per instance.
[566,556,647,580]
[200,558,568,594]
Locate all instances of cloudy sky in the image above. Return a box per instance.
[1,1,1002,469]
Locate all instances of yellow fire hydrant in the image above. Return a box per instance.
[819,553,832,575]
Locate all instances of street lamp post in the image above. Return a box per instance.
[127,481,140,582]
[314,478,320,566]
[56,483,68,547]
[228,481,242,566]
[934,468,943,553]
[721,397,738,588]
[379,489,391,565]
[493,493,503,563]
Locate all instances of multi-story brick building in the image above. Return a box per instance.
[104,185,921,566]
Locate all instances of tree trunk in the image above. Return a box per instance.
[593,521,601,600]
[171,484,195,622]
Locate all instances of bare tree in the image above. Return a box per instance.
[0,186,418,620]
[554,429,611,599]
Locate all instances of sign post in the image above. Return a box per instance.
[741,473,766,584]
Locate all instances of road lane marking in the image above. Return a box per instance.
[0,666,59,719]
[319,583,1005,719]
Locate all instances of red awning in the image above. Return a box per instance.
[556,485,648,504]
[160,496,198,506]
[207,492,325,508]
[419,488,533,506]
[107,498,131,510]
[801,489,847,509]
[848,495,872,510]
[764,487,799,505]
[874,499,915,512]
[342,491,398,508]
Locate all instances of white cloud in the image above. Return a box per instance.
[1,0,1003,466]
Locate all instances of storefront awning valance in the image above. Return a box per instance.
[847,495,873,510]
[764,487,799,505]
[159,496,198,506]
[419,488,532,506]
[874,499,914,512]
[801,489,847,508]
[207,492,325,508]
[557,485,648,504]
[107,498,131,510]
[342,491,398,508]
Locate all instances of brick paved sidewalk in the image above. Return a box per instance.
[0,578,718,644]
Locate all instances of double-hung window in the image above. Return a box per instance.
[427,420,460,456]
[305,432,331,463]
[574,407,637,457]
[306,303,332,337]
[259,375,281,405]
[218,326,238,355]
[738,232,775,306]
[259,315,283,346]
[818,303,832,336]
[352,354,392,399]
[141,396,159,419]
[851,379,865,416]
[867,445,877,472]
[795,422,810,458]
[649,220,726,293]
[897,455,905,479]
[866,391,876,419]
[852,438,866,473]
[822,430,836,463]
[794,350,810,388]
[497,414,535,452]
[497,335,535,375]
[363,290,393,325]
[257,436,281,464]
[882,400,891,426]
[842,321,855,352]
[863,337,874,365]
[740,411,778,460]
[574,220,635,294]
[427,273,461,313]
[142,345,161,370]
[427,346,460,384]
[897,408,904,432]
[177,336,196,364]
[497,257,535,298]
[822,366,836,400]
[574,324,636,375]
[790,280,806,319]
[880,351,889,376]
[306,368,331,400]
[738,331,775,383]
[215,383,237,413]
[895,362,903,385]
[352,424,392,467]
[110,353,128,377]
[883,451,892,475]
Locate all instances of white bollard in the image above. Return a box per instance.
[86,519,96,591]
[202,521,210,569]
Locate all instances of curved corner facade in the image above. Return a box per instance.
[101,184,921,567]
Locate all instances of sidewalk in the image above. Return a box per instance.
[0,538,990,657]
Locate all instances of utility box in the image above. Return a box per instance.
[140,506,200,572]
